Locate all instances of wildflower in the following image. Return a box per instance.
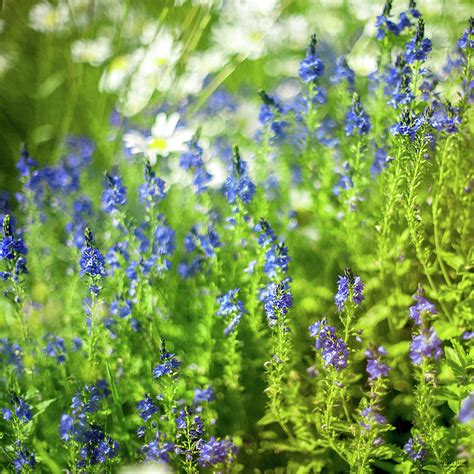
[345,93,371,136]
[180,136,212,194]
[330,56,355,90]
[71,37,112,67]
[334,270,364,312]
[153,348,181,379]
[198,437,238,468]
[365,346,391,380]
[102,172,127,214]
[264,282,293,326]
[404,435,426,461]
[216,288,245,335]
[408,286,437,325]
[409,327,443,366]
[124,113,194,165]
[224,146,256,205]
[4,397,33,424]
[430,100,462,134]
[28,1,69,33]
[404,18,432,64]
[80,228,106,294]
[375,0,400,40]
[458,392,474,423]
[43,334,66,363]
[77,425,120,467]
[360,406,387,430]
[0,215,27,265]
[458,17,474,50]
[139,163,167,208]
[258,90,287,139]
[194,387,214,405]
[391,110,425,140]
[141,433,174,463]
[299,34,325,83]
[370,148,389,177]
[17,146,38,178]
[85,380,110,413]
[309,319,349,370]
[137,395,159,422]
[13,442,36,473]
[0,339,23,372]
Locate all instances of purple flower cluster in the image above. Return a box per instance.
[138,164,166,208]
[334,272,365,312]
[0,215,28,282]
[365,346,391,380]
[298,34,325,83]
[309,319,349,370]
[198,437,238,468]
[153,350,181,379]
[2,396,32,424]
[102,171,127,214]
[408,286,437,325]
[409,327,443,366]
[375,0,420,40]
[141,433,174,463]
[137,395,159,422]
[404,19,432,64]
[180,137,212,194]
[345,94,371,136]
[360,406,387,431]
[13,442,36,473]
[216,288,245,335]
[224,146,256,205]
[264,281,293,326]
[404,435,426,461]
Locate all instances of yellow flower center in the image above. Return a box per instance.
[150,137,168,151]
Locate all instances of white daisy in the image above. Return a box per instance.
[124,113,194,165]
[28,1,70,33]
[71,37,112,67]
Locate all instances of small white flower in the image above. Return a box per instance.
[71,38,112,67]
[28,1,70,33]
[124,113,194,165]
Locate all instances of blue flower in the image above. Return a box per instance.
[409,327,443,366]
[4,397,32,424]
[371,148,389,177]
[404,19,432,64]
[458,392,474,423]
[13,442,36,473]
[365,346,391,380]
[43,334,66,363]
[334,271,365,311]
[345,94,371,136]
[330,56,355,89]
[180,137,212,194]
[216,289,245,335]
[198,437,238,468]
[360,406,387,430]
[375,1,400,40]
[224,147,256,205]
[194,387,214,405]
[17,146,38,178]
[137,395,159,422]
[404,435,426,461]
[77,425,120,467]
[139,164,167,207]
[458,18,474,50]
[264,282,293,326]
[141,433,174,463]
[80,247,107,279]
[309,319,349,370]
[299,35,325,83]
[153,351,181,379]
[408,286,437,325]
[102,172,127,214]
[391,110,425,140]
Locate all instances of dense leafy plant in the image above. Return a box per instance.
[0,1,473,473]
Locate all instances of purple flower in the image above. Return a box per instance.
[224,147,256,205]
[409,327,443,366]
[334,271,364,311]
[345,94,371,136]
[408,286,437,325]
[153,351,181,379]
[365,346,391,380]
[102,172,127,214]
[137,395,158,422]
[404,435,426,461]
[194,387,214,405]
[198,437,238,468]
[309,319,349,370]
[458,392,474,423]
[405,19,432,64]
[13,442,36,473]
[264,282,293,326]
[360,406,387,430]
[139,164,166,207]
[216,289,245,335]
[298,35,324,83]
